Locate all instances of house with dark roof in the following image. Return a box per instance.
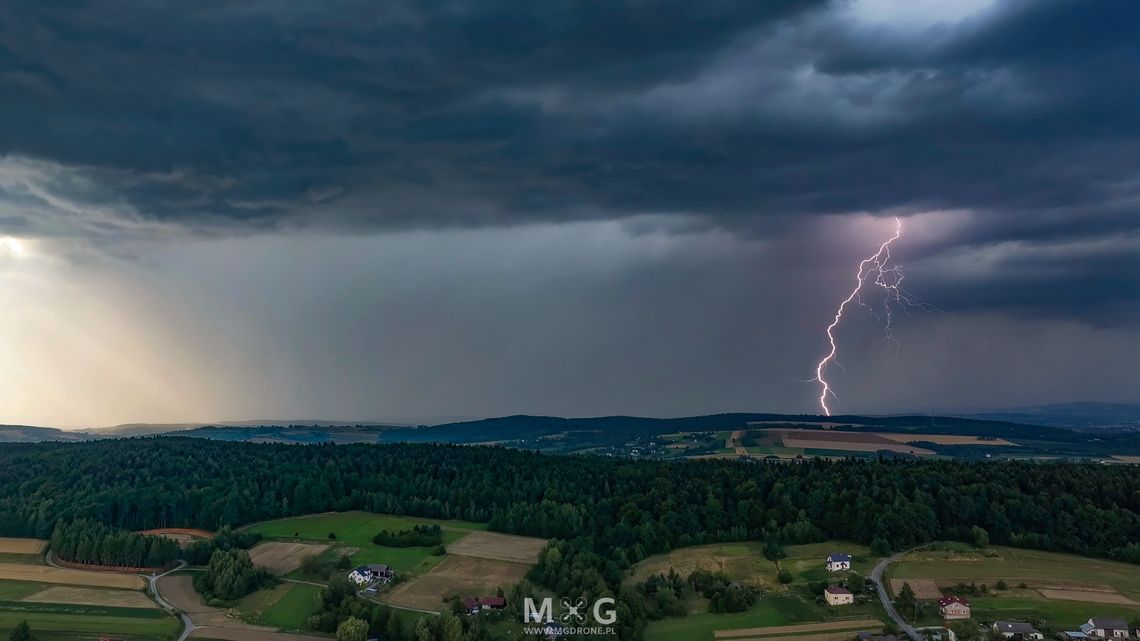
[1084,618,1128,639]
[824,586,853,606]
[937,595,970,620]
[994,621,1043,640]
[348,563,394,586]
[462,595,508,615]
[825,552,852,571]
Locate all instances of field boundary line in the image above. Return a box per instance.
[715,618,883,638]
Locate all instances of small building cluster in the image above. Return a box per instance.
[348,563,394,587]
[462,595,507,615]
[1077,618,1131,640]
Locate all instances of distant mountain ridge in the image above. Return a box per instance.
[957,402,1140,431]
[1,407,1137,451]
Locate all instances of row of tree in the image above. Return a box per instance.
[49,519,178,568]
[372,523,442,547]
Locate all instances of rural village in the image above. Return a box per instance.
[0,510,1136,641]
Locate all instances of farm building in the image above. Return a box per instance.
[1081,618,1128,639]
[937,595,970,620]
[993,622,1043,640]
[825,552,852,571]
[824,586,853,606]
[462,595,507,614]
[1059,632,1089,641]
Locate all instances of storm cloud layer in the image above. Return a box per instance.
[1,0,1139,425]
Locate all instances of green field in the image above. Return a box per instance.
[0,606,179,639]
[259,583,322,629]
[245,511,487,573]
[889,545,1140,626]
[967,596,1140,628]
[630,540,878,590]
[890,545,1140,599]
[627,541,775,586]
[634,540,886,641]
[0,581,47,601]
[782,542,877,583]
[645,592,884,641]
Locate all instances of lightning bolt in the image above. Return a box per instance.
[814,216,921,416]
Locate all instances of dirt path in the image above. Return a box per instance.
[190,627,332,641]
[727,430,747,454]
[715,619,883,638]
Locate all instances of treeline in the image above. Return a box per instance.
[372,524,442,547]
[50,519,178,568]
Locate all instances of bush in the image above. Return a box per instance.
[777,569,793,584]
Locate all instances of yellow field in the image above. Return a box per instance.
[248,541,329,575]
[876,434,1014,446]
[629,542,773,587]
[23,585,157,608]
[0,563,144,589]
[0,538,47,554]
[889,578,941,599]
[383,555,529,611]
[1037,588,1140,605]
[782,438,935,455]
[446,531,547,564]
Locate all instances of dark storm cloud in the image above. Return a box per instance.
[2,0,1139,324]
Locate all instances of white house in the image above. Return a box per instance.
[993,622,1043,640]
[348,566,373,586]
[348,564,395,586]
[1083,618,1128,639]
[825,553,852,572]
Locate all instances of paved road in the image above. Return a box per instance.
[147,562,194,641]
[870,551,922,641]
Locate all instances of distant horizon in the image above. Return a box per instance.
[11,400,1140,432]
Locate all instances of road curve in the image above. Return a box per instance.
[45,549,194,641]
[869,550,922,641]
[146,562,194,641]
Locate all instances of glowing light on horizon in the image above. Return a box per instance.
[813,217,923,416]
[0,237,26,258]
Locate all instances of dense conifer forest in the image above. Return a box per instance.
[2,438,1138,638]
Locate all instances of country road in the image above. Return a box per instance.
[870,549,922,641]
[147,562,194,641]
[45,549,194,641]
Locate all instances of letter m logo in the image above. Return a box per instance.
[523,597,554,623]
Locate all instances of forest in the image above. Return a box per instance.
[49,518,179,568]
[0,438,1137,638]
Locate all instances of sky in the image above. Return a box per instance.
[1,0,1139,427]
